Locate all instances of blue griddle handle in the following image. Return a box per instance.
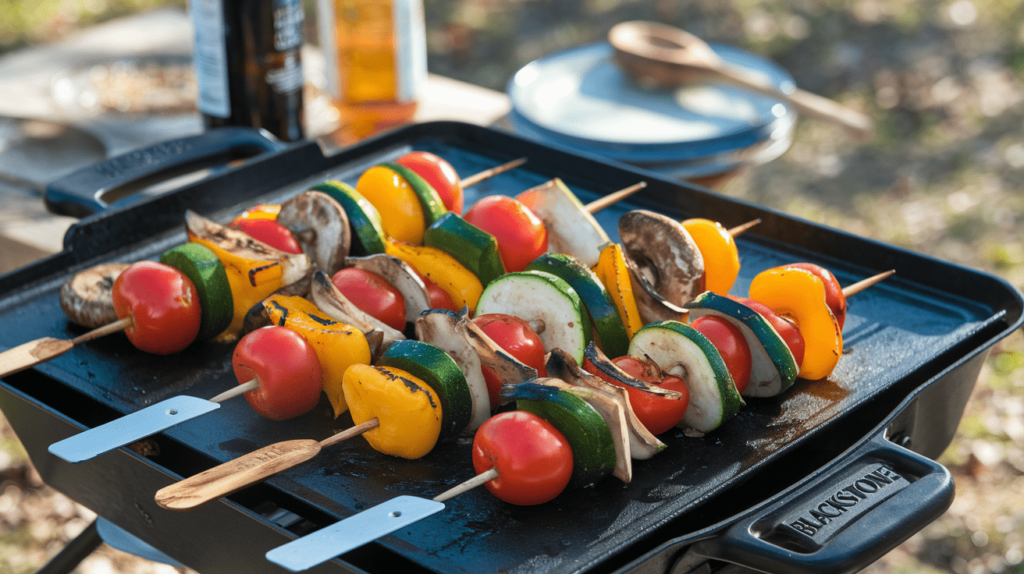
[689,432,954,574]
[44,127,286,218]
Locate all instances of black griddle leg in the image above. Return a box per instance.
[35,518,102,574]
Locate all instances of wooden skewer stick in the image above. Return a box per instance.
[208,379,260,403]
[0,316,133,379]
[584,182,647,214]
[155,418,381,511]
[460,157,528,188]
[842,270,895,298]
[433,467,500,503]
[727,219,761,237]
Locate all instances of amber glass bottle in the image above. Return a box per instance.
[317,0,427,144]
[190,0,306,142]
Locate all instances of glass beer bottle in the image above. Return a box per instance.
[190,0,306,142]
[317,0,427,144]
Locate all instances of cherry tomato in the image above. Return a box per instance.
[233,218,303,254]
[472,411,574,506]
[396,151,464,214]
[232,326,323,421]
[463,196,547,273]
[691,316,753,394]
[730,296,806,369]
[409,266,458,312]
[786,263,847,328]
[330,268,406,331]
[111,261,202,355]
[471,313,547,406]
[586,356,689,435]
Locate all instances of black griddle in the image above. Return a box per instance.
[0,122,1021,574]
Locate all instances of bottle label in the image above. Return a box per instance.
[266,53,305,95]
[190,0,231,118]
[267,0,305,95]
[273,0,304,51]
[393,0,427,102]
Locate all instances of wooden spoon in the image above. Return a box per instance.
[608,21,874,139]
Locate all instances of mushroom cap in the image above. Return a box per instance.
[619,210,705,307]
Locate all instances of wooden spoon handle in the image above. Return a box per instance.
[155,439,322,511]
[0,337,74,379]
[712,64,874,139]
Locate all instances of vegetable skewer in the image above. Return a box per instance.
[0,260,205,378]
[49,326,325,463]
[265,410,573,572]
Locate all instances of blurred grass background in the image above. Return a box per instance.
[1,1,1024,573]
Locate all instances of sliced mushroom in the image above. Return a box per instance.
[623,254,689,325]
[344,254,432,323]
[461,318,538,405]
[545,348,665,460]
[59,263,130,328]
[184,210,309,287]
[534,377,632,484]
[619,210,704,307]
[515,178,611,268]
[309,270,405,355]
[583,342,681,399]
[414,310,491,432]
[272,275,311,298]
[277,191,350,276]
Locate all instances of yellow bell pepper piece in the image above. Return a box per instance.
[231,204,281,226]
[593,243,643,339]
[189,234,288,338]
[681,218,740,295]
[748,266,843,381]
[342,364,442,459]
[385,240,483,314]
[357,165,426,245]
[262,295,371,418]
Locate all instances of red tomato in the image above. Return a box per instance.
[691,316,753,394]
[111,261,201,355]
[585,356,689,435]
[471,314,547,406]
[463,196,547,273]
[409,266,458,312]
[331,268,406,331]
[232,326,323,421]
[786,263,847,328]
[395,151,464,214]
[472,411,573,506]
[731,296,806,369]
[233,218,303,254]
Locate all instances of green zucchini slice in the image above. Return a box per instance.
[423,212,506,287]
[526,253,629,359]
[160,243,233,340]
[309,180,388,256]
[476,270,592,365]
[378,340,473,440]
[628,321,743,432]
[502,379,617,489]
[685,291,799,398]
[382,162,447,228]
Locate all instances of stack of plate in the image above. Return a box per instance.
[506,42,795,185]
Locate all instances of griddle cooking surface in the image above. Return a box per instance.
[0,129,1003,573]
